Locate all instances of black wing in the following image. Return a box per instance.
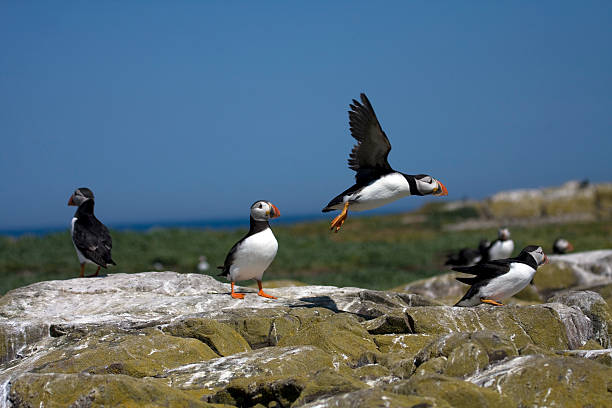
[217,240,242,277]
[452,259,511,285]
[347,93,393,184]
[445,248,480,266]
[73,215,115,267]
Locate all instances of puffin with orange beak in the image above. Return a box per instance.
[68,187,116,277]
[218,200,280,299]
[322,93,448,232]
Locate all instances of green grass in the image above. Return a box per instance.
[1,210,611,295]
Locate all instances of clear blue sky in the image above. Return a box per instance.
[1,2,611,230]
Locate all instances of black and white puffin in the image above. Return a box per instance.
[68,188,116,277]
[453,245,548,307]
[218,200,280,299]
[553,237,574,254]
[482,227,514,261]
[445,239,490,267]
[322,93,448,232]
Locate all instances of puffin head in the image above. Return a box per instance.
[478,239,491,252]
[522,245,548,266]
[414,174,448,196]
[68,187,94,206]
[250,200,281,221]
[498,227,511,241]
[553,238,574,254]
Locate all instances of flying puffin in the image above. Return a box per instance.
[553,237,574,254]
[68,188,116,277]
[218,200,280,299]
[322,93,448,232]
[445,239,490,267]
[482,227,514,261]
[453,245,548,307]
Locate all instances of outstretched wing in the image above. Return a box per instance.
[73,216,115,267]
[347,93,393,183]
[452,260,511,284]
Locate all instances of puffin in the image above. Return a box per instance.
[453,245,548,307]
[68,187,116,277]
[322,93,448,232]
[445,239,490,267]
[218,200,280,299]
[482,227,514,261]
[553,237,574,254]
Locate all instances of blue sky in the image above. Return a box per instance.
[1,2,611,230]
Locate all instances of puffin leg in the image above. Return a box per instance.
[257,280,277,299]
[79,263,85,278]
[231,281,245,299]
[87,266,101,278]
[480,298,504,306]
[330,201,350,233]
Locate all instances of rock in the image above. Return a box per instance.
[8,373,220,407]
[362,313,412,334]
[559,348,612,366]
[389,374,515,407]
[393,273,466,306]
[548,290,612,348]
[298,388,451,408]
[468,355,612,407]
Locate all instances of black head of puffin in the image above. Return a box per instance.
[68,187,95,206]
[412,174,448,196]
[521,245,548,266]
[250,200,281,221]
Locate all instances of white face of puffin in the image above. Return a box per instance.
[415,175,448,196]
[250,200,281,221]
[526,246,548,266]
[498,227,511,240]
[68,187,94,206]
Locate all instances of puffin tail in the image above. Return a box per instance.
[217,266,228,277]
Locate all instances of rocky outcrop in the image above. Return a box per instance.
[1,266,611,407]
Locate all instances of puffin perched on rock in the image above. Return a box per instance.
[218,200,280,299]
[453,245,548,307]
[445,239,490,267]
[322,93,448,232]
[68,188,116,277]
[553,237,574,254]
[482,227,514,261]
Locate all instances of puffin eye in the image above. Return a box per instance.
[258,204,263,209]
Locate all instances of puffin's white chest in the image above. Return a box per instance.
[480,263,535,301]
[488,240,514,260]
[71,217,92,265]
[346,173,411,212]
[229,228,278,282]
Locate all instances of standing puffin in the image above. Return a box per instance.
[482,227,514,261]
[322,93,448,232]
[553,237,574,254]
[445,239,490,267]
[218,200,280,299]
[453,245,548,307]
[68,188,116,277]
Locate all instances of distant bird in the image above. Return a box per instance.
[553,238,574,255]
[68,188,116,277]
[445,239,490,267]
[483,227,514,261]
[322,93,448,232]
[197,255,210,272]
[453,245,548,307]
[218,200,280,299]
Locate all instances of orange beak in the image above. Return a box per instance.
[567,242,574,252]
[543,254,549,264]
[435,181,448,196]
[68,195,75,206]
[269,203,280,218]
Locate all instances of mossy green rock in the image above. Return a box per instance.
[163,317,251,356]
[9,372,222,407]
[31,327,218,378]
[300,388,451,408]
[469,355,612,407]
[389,374,514,407]
[532,263,579,294]
[277,313,378,365]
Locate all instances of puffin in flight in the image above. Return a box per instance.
[68,188,116,277]
[453,245,548,307]
[553,237,574,254]
[322,93,448,232]
[218,200,280,299]
[445,239,490,267]
[482,227,514,261]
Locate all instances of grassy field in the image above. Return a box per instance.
[1,205,611,295]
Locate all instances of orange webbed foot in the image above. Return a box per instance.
[330,202,350,233]
[257,280,277,299]
[230,282,245,299]
[480,298,504,306]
